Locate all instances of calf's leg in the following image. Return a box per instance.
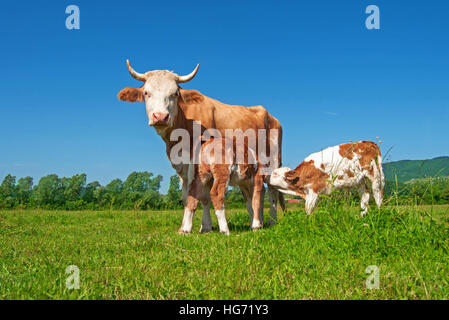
[241,185,254,223]
[200,200,213,233]
[371,178,383,209]
[267,184,278,225]
[358,184,371,216]
[199,186,213,233]
[251,174,264,230]
[305,190,319,215]
[209,172,230,235]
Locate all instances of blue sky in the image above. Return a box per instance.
[1,0,448,192]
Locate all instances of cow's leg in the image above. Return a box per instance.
[251,174,264,230]
[305,190,319,215]
[258,184,265,225]
[209,170,230,235]
[178,176,201,234]
[267,184,278,225]
[180,175,188,206]
[200,190,213,233]
[241,184,254,223]
[359,184,371,216]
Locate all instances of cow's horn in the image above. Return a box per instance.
[126,59,147,82]
[177,64,200,83]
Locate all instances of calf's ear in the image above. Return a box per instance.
[117,87,144,102]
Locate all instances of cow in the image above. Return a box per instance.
[270,141,385,216]
[117,60,285,233]
[184,136,264,235]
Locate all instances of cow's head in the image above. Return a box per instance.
[118,60,199,128]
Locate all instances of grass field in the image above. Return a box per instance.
[1,204,449,299]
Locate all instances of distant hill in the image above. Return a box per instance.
[383,156,449,182]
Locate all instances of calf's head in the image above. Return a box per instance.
[269,167,291,191]
[118,60,199,128]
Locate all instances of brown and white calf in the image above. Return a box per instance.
[270,141,385,216]
[182,137,264,235]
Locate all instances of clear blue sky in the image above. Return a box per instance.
[1,0,448,193]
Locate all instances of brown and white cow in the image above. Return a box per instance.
[270,141,385,216]
[118,60,284,233]
[184,136,264,235]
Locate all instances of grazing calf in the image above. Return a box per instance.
[270,141,385,216]
[180,137,264,235]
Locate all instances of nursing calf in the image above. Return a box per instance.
[270,141,385,216]
[179,137,264,235]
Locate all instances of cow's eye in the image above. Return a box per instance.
[144,91,149,96]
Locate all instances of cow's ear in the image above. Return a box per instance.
[179,89,204,105]
[117,87,144,102]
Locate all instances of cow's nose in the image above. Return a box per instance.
[152,112,170,124]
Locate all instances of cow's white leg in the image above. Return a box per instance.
[359,184,370,216]
[179,175,201,234]
[199,201,213,233]
[305,191,319,215]
[267,184,278,225]
[215,208,230,235]
[179,208,195,234]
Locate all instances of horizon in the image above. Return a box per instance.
[1,0,448,193]
[2,152,448,194]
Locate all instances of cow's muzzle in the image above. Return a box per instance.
[151,112,170,127]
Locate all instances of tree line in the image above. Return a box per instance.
[0,172,448,210]
[0,172,183,210]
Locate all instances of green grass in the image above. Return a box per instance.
[1,204,449,299]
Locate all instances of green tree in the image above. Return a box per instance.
[0,174,17,208]
[16,176,33,206]
[167,174,182,208]
[62,174,87,202]
[34,174,64,208]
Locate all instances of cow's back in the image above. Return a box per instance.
[180,90,279,131]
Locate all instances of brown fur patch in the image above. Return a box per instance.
[117,87,144,102]
[209,164,231,210]
[339,141,381,177]
[284,160,329,198]
[339,143,355,160]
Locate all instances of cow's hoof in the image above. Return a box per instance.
[265,219,277,227]
[220,230,230,236]
[199,226,213,233]
[251,225,263,231]
[177,228,192,235]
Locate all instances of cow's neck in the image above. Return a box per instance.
[153,103,198,176]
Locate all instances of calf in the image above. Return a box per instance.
[181,136,264,235]
[270,141,385,216]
